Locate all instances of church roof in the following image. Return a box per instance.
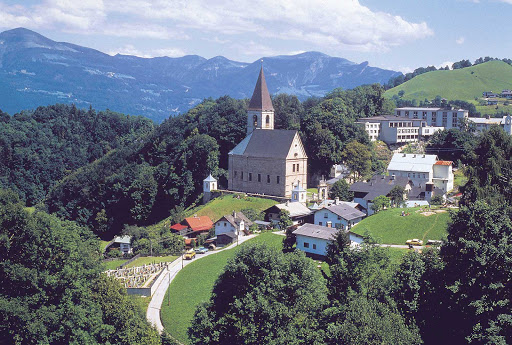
[229,129,299,158]
[248,67,274,111]
[203,174,217,182]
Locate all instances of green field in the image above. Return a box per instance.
[161,233,284,344]
[453,169,468,190]
[385,61,512,108]
[102,259,128,270]
[99,240,110,253]
[351,207,452,245]
[124,255,178,268]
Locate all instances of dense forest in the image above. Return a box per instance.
[0,189,163,344]
[42,85,393,237]
[0,104,154,205]
[188,126,512,345]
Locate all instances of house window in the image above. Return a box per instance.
[241,171,243,180]
[224,222,227,226]
[296,164,299,172]
[249,173,252,181]
[318,222,322,226]
[405,111,409,117]
[313,244,317,250]
[234,171,237,178]
[324,212,328,218]
[267,175,270,183]
[277,176,280,184]
[258,174,261,182]
[253,115,258,127]
[337,215,342,220]
[266,115,270,126]
[292,164,295,172]
[304,242,310,248]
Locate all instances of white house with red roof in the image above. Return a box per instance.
[387,153,453,192]
[170,215,213,238]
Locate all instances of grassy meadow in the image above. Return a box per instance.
[351,207,453,245]
[385,60,512,108]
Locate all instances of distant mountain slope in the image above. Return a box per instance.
[384,60,512,102]
[0,28,400,123]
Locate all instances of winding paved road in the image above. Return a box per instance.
[146,234,257,333]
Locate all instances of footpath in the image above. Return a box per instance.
[146,234,257,333]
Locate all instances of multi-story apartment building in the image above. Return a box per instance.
[394,107,468,129]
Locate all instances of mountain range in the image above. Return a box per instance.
[0,28,401,123]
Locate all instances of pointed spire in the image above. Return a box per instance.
[248,66,274,111]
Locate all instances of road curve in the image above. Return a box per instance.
[146,234,257,333]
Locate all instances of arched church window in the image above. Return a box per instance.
[253,115,258,127]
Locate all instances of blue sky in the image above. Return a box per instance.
[1,0,511,72]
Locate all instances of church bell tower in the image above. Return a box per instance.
[247,67,274,135]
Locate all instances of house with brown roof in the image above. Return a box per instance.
[170,215,213,238]
[228,67,308,198]
[214,211,253,238]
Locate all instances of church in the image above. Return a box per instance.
[228,67,308,198]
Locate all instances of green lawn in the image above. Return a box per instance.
[351,207,452,245]
[161,233,284,344]
[124,256,178,268]
[147,194,278,233]
[385,60,512,104]
[453,169,468,190]
[99,240,110,253]
[102,259,128,270]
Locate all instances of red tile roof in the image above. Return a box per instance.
[435,161,453,166]
[184,216,213,231]
[170,223,187,231]
[248,67,274,111]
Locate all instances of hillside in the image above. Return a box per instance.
[0,28,400,123]
[385,60,512,105]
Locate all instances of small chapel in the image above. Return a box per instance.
[228,67,308,198]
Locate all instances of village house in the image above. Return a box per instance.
[293,223,364,258]
[313,201,366,230]
[214,211,252,238]
[170,215,213,238]
[387,153,454,192]
[264,201,313,226]
[228,67,308,198]
[467,114,512,135]
[106,235,132,255]
[350,175,411,215]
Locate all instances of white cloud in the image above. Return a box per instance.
[456,36,465,44]
[0,0,433,54]
[497,0,512,4]
[151,47,187,57]
[108,45,187,58]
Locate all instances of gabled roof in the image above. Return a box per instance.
[267,202,312,218]
[170,223,188,231]
[293,223,363,241]
[216,211,253,228]
[248,67,274,111]
[350,175,410,202]
[434,161,453,166]
[388,153,438,173]
[229,129,301,158]
[114,235,131,244]
[184,216,213,231]
[322,204,366,221]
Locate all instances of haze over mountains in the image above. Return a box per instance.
[0,28,401,122]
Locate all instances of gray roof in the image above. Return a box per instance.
[229,129,301,158]
[350,175,410,202]
[203,174,217,182]
[114,235,131,244]
[408,185,444,200]
[268,202,312,218]
[218,232,237,239]
[322,204,366,221]
[387,153,438,173]
[217,212,253,228]
[293,223,338,240]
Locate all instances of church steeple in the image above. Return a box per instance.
[247,67,274,135]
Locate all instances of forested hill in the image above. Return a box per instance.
[46,86,392,238]
[0,28,400,123]
[0,104,154,205]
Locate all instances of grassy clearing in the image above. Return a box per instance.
[385,61,512,110]
[147,194,277,233]
[351,207,452,245]
[99,240,110,253]
[161,233,284,344]
[124,256,178,268]
[453,169,468,190]
[102,259,128,270]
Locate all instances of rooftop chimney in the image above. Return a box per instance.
[335,197,340,205]
[391,174,396,180]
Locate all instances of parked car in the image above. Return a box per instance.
[195,247,208,254]
[184,249,196,260]
[406,239,423,246]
